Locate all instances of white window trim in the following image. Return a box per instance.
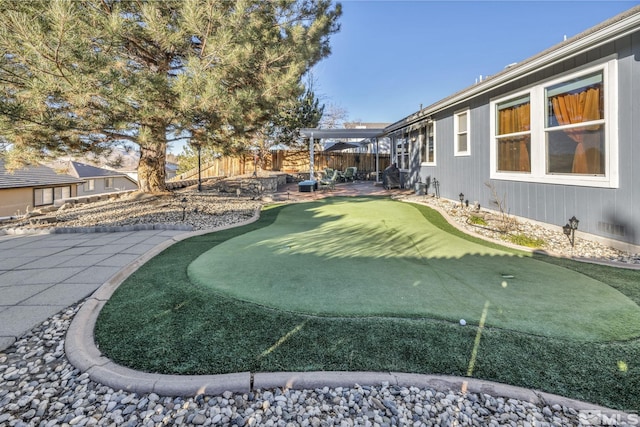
[454,109,470,156]
[489,60,618,188]
[421,121,437,166]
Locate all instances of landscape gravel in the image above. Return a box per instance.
[400,194,640,266]
[0,191,262,233]
[0,184,636,426]
[0,304,587,427]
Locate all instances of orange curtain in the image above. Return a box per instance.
[550,87,602,173]
[498,103,530,172]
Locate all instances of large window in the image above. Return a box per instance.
[490,61,617,188]
[454,110,470,156]
[545,72,604,175]
[34,186,71,207]
[105,177,114,189]
[421,122,436,165]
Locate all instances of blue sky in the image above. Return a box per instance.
[312,0,639,124]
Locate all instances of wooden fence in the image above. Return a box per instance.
[171,151,391,182]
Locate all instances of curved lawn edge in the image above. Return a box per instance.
[81,198,640,411]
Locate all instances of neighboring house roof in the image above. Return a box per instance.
[68,161,128,179]
[0,160,84,190]
[324,141,362,152]
[385,4,640,133]
[345,122,391,129]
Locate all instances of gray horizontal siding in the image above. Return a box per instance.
[410,32,640,247]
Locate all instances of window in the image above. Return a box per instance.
[454,110,470,156]
[395,136,409,169]
[545,72,604,175]
[83,179,95,192]
[54,186,71,200]
[34,186,71,207]
[105,177,114,189]
[496,95,531,172]
[421,122,436,165]
[34,188,53,206]
[490,61,617,188]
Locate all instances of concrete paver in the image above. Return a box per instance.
[0,283,53,305]
[0,304,68,341]
[0,228,185,349]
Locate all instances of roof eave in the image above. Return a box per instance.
[384,6,640,134]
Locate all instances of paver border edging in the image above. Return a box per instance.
[64,204,627,417]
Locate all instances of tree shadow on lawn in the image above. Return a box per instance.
[188,197,640,342]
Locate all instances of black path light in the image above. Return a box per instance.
[562,216,579,247]
[181,197,188,221]
[459,192,464,208]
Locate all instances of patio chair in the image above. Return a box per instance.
[319,169,340,190]
[343,166,357,182]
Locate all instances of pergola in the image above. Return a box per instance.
[299,128,386,182]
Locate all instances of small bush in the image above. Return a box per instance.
[507,233,546,248]
[468,215,488,226]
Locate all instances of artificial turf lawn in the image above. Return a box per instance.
[188,197,640,342]
[94,197,640,411]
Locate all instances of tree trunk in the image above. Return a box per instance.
[137,128,168,193]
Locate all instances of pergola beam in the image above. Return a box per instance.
[299,128,385,139]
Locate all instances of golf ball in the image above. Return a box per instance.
[459,319,466,326]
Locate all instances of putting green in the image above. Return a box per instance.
[188,197,640,342]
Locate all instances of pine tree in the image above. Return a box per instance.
[0,0,341,192]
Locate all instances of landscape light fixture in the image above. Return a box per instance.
[562,216,579,247]
[181,197,188,221]
[459,192,464,208]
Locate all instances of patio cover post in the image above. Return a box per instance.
[375,138,380,183]
[309,132,314,180]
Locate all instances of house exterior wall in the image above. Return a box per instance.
[400,32,640,248]
[0,188,33,217]
[0,184,79,217]
[76,176,138,197]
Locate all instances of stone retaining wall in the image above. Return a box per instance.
[53,189,137,209]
